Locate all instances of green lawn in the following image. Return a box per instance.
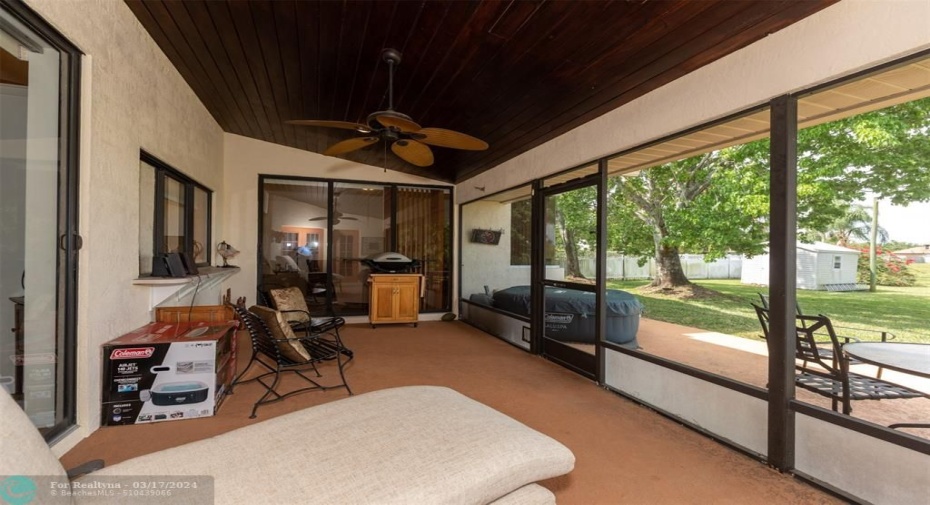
[607,263,930,343]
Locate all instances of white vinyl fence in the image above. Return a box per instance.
[575,254,742,280]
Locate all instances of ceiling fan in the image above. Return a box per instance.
[286,48,489,167]
[308,191,357,225]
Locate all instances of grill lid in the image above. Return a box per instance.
[369,252,414,263]
[363,252,420,272]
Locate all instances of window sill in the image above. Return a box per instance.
[133,267,240,309]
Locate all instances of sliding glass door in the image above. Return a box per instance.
[259,178,452,317]
[0,1,80,439]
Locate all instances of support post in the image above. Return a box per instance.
[768,95,798,471]
[595,159,608,385]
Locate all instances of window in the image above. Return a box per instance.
[833,255,842,269]
[139,153,212,275]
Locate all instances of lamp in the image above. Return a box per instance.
[216,241,240,268]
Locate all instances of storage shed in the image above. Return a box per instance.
[741,242,861,291]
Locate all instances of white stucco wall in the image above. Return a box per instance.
[220,134,451,313]
[456,0,930,200]
[22,0,225,453]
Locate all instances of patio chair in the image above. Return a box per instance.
[267,285,353,362]
[230,305,352,418]
[756,293,893,376]
[753,305,925,415]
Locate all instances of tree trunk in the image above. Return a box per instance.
[556,210,585,278]
[652,244,691,288]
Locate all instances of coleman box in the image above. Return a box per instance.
[101,321,237,426]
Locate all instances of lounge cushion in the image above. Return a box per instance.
[269,287,311,324]
[489,484,556,505]
[81,386,574,504]
[0,387,68,479]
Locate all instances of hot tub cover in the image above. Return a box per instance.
[487,285,643,347]
[491,286,642,317]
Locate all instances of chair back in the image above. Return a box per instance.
[751,303,770,340]
[794,313,842,373]
[231,304,282,362]
[752,304,841,374]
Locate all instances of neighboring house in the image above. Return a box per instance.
[741,242,861,291]
[893,245,930,263]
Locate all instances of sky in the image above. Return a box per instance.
[870,199,930,246]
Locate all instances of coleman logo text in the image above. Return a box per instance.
[110,347,155,359]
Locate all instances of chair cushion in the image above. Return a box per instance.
[269,287,311,324]
[249,305,311,362]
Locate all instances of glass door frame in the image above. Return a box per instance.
[2,0,83,442]
[531,162,607,382]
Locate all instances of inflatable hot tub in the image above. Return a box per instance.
[490,286,642,348]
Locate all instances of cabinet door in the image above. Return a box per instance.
[395,281,419,321]
[371,283,397,321]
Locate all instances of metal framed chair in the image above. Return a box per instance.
[756,293,893,376]
[266,285,353,362]
[753,304,924,415]
[230,305,352,418]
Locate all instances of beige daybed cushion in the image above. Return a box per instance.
[489,484,557,505]
[80,386,574,504]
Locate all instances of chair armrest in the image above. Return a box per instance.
[279,308,313,320]
[833,324,895,342]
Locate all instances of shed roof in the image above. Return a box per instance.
[797,242,860,254]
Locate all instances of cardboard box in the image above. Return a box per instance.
[101,321,237,426]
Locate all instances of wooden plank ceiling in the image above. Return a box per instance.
[125,0,838,183]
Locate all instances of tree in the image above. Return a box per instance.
[549,186,596,279]
[609,152,770,287]
[815,203,888,247]
[605,97,930,289]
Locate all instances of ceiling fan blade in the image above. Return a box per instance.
[286,120,371,133]
[341,216,359,221]
[324,136,379,155]
[414,128,488,150]
[373,113,421,133]
[391,139,434,167]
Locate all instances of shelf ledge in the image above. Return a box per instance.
[133,267,240,309]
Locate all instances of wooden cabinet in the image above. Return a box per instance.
[368,274,422,327]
